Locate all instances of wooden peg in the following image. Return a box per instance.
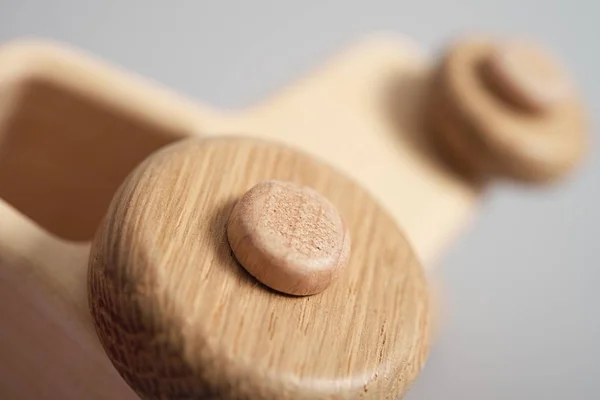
[428,36,588,183]
[227,180,351,296]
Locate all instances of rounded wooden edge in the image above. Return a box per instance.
[429,36,588,183]
[88,136,431,400]
[482,40,575,113]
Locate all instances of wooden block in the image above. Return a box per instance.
[0,33,587,399]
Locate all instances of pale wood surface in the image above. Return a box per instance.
[0,36,483,262]
[89,137,430,399]
[0,201,134,399]
[226,37,482,264]
[0,34,586,398]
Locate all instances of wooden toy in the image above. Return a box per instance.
[0,32,588,399]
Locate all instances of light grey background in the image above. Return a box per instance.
[2,1,598,399]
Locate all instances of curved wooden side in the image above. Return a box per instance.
[0,202,138,399]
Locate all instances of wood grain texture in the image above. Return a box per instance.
[0,201,136,399]
[0,33,588,399]
[227,180,351,296]
[89,137,431,400]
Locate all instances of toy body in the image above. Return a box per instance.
[0,33,586,399]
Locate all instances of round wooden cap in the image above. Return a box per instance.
[227,180,350,296]
[483,40,574,112]
[428,36,588,183]
[88,137,430,400]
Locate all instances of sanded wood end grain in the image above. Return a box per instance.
[88,137,431,400]
[227,180,351,296]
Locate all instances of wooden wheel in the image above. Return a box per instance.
[89,137,431,400]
